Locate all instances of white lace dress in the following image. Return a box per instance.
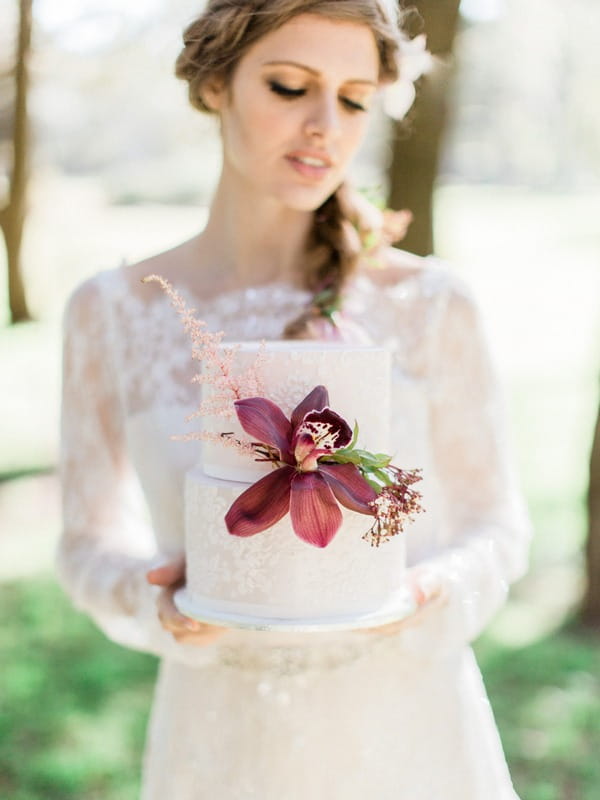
[57,261,531,800]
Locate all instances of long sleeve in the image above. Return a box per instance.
[57,277,213,666]
[419,281,532,645]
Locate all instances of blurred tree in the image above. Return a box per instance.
[0,0,32,323]
[583,398,600,626]
[388,0,461,256]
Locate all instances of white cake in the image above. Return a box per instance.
[201,341,390,483]
[177,341,411,628]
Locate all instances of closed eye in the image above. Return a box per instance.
[269,80,305,98]
[268,80,368,113]
[340,97,367,113]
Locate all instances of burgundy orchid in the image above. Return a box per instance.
[224,386,377,548]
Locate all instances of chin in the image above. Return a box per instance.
[275,182,341,213]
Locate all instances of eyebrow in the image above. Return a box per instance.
[262,60,377,87]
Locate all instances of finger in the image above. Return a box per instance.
[158,603,228,643]
[158,610,202,635]
[171,626,228,645]
[155,587,226,640]
[147,556,186,586]
[156,587,196,631]
[409,567,444,608]
[412,580,427,608]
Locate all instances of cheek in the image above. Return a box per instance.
[224,99,294,166]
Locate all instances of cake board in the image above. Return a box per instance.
[174,586,416,633]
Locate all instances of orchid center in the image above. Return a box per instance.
[292,408,353,472]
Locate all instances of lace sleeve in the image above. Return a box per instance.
[57,277,213,666]
[421,281,532,644]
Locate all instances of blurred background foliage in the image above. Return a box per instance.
[1,1,599,798]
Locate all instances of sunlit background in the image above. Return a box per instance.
[1,1,599,798]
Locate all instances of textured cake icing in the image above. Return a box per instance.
[201,341,391,483]
[184,469,406,620]
[182,341,408,624]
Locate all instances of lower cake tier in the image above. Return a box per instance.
[183,468,407,622]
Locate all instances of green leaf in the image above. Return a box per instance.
[373,453,392,466]
[351,449,390,468]
[325,450,363,465]
[349,421,359,450]
[327,436,393,474]
[351,448,369,459]
[372,467,393,485]
[364,476,384,492]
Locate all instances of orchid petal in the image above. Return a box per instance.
[293,408,353,454]
[225,466,294,537]
[289,471,342,548]
[290,385,329,429]
[234,397,292,459]
[319,463,377,515]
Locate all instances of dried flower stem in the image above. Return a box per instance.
[363,468,424,547]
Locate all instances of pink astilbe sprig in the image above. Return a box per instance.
[142,274,266,451]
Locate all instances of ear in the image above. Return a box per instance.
[201,76,226,111]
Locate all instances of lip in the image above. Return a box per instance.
[285,150,334,181]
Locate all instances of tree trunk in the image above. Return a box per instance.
[582,396,600,627]
[0,0,33,323]
[387,0,461,256]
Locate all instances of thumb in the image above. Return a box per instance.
[408,565,444,608]
[146,555,186,586]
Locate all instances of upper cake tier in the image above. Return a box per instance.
[201,341,391,483]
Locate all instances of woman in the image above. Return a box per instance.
[58,1,531,797]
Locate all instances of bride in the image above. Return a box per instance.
[57,1,531,797]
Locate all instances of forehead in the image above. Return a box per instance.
[241,13,380,81]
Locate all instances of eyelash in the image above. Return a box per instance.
[268,80,367,113]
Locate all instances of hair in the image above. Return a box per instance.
[175,0,409,338]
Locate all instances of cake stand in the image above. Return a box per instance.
[174,585,416,633]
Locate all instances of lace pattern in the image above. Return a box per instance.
[58,259,531,651]
[57,258,530,799]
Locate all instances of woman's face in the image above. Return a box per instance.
[206,13,380,211]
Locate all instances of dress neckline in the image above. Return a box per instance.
[111,261,313,313]
[105,257,439,324]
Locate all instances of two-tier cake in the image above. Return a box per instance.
[174,341,413,630]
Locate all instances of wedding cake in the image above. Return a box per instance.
[175,341,413,629]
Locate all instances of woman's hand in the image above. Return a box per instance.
[146,557,228,646]
[358,565,447,637]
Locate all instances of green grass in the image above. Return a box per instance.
[1,579,599,799]
[0,580,157,800]
[475,624,600,800]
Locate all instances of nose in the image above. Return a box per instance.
[303,91,341,143]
